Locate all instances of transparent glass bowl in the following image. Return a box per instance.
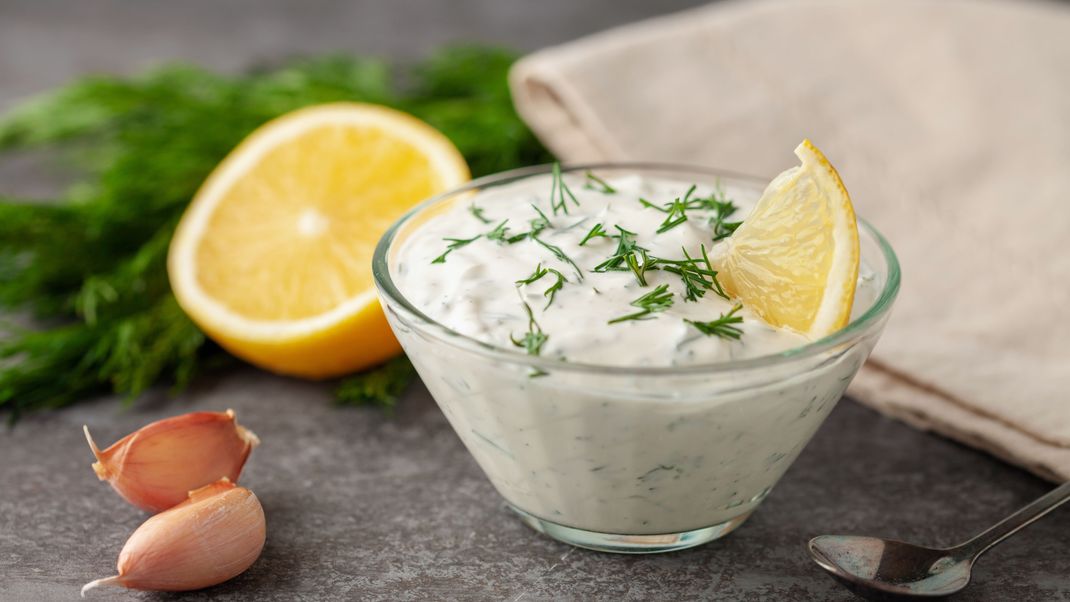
[372,163,900,553]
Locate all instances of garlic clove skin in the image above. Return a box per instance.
[84,409,260,512]
[81,478,266,596]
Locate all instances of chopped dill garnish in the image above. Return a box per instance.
[584,170,616,194]
[639,183,742,240]
[686,304,744,339]
[657,245,729,302]
[608,284,675,324]
[549,162,580,216]
[510,301,548,355]
[516,263,568,308]
[516,263,549,285]
[710,199,742,240]
[431,234,481,263]
[579,222,610,246]
[530,204,552,232]
[468,203,492,224]
[533,235,583,280]
[624,248,655,287]
[486,219,511,243]
[592,226,645,272]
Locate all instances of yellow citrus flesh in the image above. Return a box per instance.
[715,140,859,339]
[168,103,470,378]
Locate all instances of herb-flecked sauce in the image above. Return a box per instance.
[386,171,881,535]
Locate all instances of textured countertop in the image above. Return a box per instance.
[1,1,1068,600]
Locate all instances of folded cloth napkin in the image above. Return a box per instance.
[510,0,1070,481]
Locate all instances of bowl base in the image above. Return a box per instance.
[508,505,753,554]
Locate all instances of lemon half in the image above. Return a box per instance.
[168,103,470,378]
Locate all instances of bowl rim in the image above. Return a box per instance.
[372,161,901,376]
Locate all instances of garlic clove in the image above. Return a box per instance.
[81,478,266,596]
[84,409,260,512]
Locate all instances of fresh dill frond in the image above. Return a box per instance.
[608,284,675,324]
[533,236,583,281]
[592,226,645,272]
[335,355,416,413]
[517,263,569,307]
[583,170,616,194]
[516,263,548,285]
[657,245,729,302]
[541,269,567,307]
[624,248,655,287]
[579,222,610,246]
[530,204,552,232]
[549,162,580,216]
[468,203,492,224]
[639,184,742,240]
[685,304,745,340]
[486,219,511,243]
[510,301,548,355]
[654,185,698,233]
[431,234,481,263]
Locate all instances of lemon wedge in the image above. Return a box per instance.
[168,103,469,378]
[715,140,859,339]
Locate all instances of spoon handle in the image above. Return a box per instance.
[958,481,1070,559]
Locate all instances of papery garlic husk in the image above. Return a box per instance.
[81,478,266,595]
[84,409,259,512]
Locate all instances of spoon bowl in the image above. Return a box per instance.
[809,536,971,599]
[808,482,1070,600]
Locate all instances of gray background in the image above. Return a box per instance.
[1,1,1068,600]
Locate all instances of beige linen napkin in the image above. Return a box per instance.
[510,0,1070,481]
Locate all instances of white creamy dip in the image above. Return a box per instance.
[382,169,885,541]
[394,173,820,366]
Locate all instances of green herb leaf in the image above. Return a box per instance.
[583,170,616,194]
[510,301,548,355]
[533,235,583,281]
[431,234,481,263]
[549,162,579,216]
[685,304,745,340]
[608,284,674,324]
[657,245,729,302]
[486,219,511,243]
[578,222,610,246]
[468,203,492,224]
[335,355,417,412]
[592,226,645,272]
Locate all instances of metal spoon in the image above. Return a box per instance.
[808,481,1070,600]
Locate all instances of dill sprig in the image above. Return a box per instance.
[530,204,552,232]
[0,46,552,418]
[515,263,567,309]
[532,236,583,281]
[485,219,511,243]
[468,203,492,224]
[686,304,745,340]
[706,186,742,240]
[592,226,645,272]
[549,162,580,216]
[640,183,742,240]
[624,248,656,287]
[583,170,616,194]
[510,301,548,355]
[431,234,481,264]
[608,284,675,324]
[657,245,729,302]
[334,355,416,413]
[579,222,610,246]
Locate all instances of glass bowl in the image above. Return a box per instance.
[372,163,900,553]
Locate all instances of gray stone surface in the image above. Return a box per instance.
[0,1,1068,600]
